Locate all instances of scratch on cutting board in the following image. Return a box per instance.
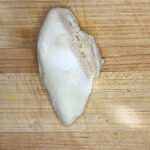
[82,0,88,28]
[7,94,16,101]
[65,0,69,7]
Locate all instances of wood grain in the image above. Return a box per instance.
[0,0,150,149]
[0,72,150,149]
[0,0,150,72]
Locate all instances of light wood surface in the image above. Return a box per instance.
[0,0,150,149]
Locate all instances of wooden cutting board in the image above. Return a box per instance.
[0,0,150,149]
